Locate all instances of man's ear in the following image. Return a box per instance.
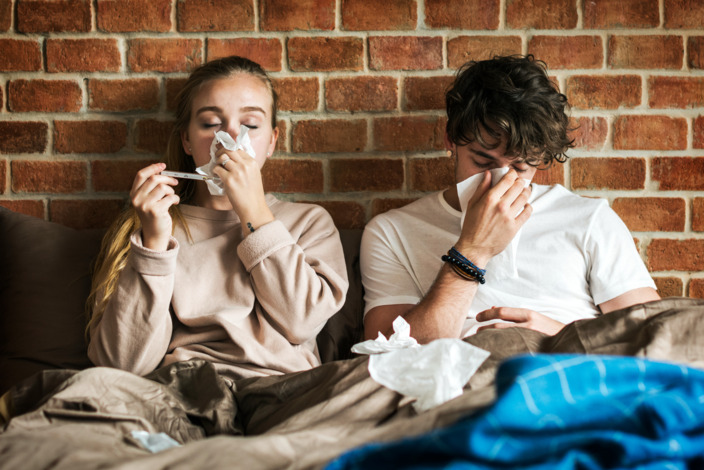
[181,130,192,155]
[444,132,455,156]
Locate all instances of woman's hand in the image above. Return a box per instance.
[476,306,565,336]
[130,163,179,251]
[455,170,532,267]
[211,147,274,235]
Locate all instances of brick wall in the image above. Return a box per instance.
[0,0,702,298]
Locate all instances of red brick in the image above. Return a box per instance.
[565,75,641,110]
[0,200,44,218]
[664,0,704,28]
[695,116,704,149]
[12,161,87,193]
[425,0,499,29]
[0,159,5,193]
[8,80,82,112]
[652,157,704,191]
[292,119,366,154]
[647,239,704,272]
[608,36,683,69]
[288,37,363,72]
[46,39,121,72]
[92,159,156,192]
[404,76,454,111]
[54,121,127,154]
[584,0,658,28]
[532,163,564,186]
[17,0,91,32]
[177,0,254,32]
[50,199,125,229]
[372,197,417,216]
[128,38,202,73]
[261,159,323,193]
[447,36,522,69]
[692,198,704,232]
[507,0,577,29]
[274,119,287,152]
[135,119,174,155]
[272,78,319,112]
[612,198,685,232]
[571,157,645,190]
[97,0,171,32]
[89,79,159,112]
[207,38,282,71]
[614,116,686,151]
[260,0,334,31]
[410,157,454,191]
[569,117,608,151]
[0,121,48,154]
[653,277,684,298]
[648,77,704,108]
[330,159,404,192]
[326,76,398,112]
[314,201,366,230]
[0,39,42,72]
[690,279,704,299]
[369,36,442,71]
[341,0,416,30]
[688,37,704,70]
[528,36,603,69]
[374,116,445,152]
[166,78,189,112]
[0,0,11,31]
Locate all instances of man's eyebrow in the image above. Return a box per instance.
[470,149,498,160]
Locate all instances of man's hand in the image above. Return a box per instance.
[476,306,565,336]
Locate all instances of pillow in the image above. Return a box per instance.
[316,229,365,363]
[0,207,104,396]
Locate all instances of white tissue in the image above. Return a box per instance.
[351,316,419,355]
[456,167,532,280]
[195,125,256,196]
[130,430,181,453]
[368,339,490,412]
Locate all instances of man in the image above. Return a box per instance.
[361,55,659,343]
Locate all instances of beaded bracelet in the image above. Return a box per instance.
[448,246,486,275]
[441,250,486,284]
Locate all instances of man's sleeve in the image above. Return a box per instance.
[586,204,657,306]
[360,217,423,316]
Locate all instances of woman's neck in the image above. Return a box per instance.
[193,183,234,211]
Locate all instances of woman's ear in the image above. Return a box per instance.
[181,130,192,155]
[267,127,279,158]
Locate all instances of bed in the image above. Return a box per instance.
[2,206,704,469]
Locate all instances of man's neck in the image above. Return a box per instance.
[443,186,461,211]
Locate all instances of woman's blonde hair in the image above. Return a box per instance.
[86,56,278,336]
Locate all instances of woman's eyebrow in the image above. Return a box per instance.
[195,105,267,116]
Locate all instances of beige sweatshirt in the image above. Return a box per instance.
[88,195,349,380]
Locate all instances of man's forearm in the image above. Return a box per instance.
[401,263,480,343]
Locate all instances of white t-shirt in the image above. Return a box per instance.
[360,184,656,337]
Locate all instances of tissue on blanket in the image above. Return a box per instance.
[130,430,181,453]
[367,339,490,412]
[351,316,419,355]
[196,125,256,196]
[456,167,532,280]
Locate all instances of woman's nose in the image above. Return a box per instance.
[223,122,239,138]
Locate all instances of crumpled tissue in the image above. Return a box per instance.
[457,167,532,280]
[369,338,490,412]
[196,125,256,196]
[351,316,419,355]
[130,430,181,453]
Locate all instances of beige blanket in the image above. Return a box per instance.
[1,297,703,470]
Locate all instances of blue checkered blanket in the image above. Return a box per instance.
[327,354,704,469]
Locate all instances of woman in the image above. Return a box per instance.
[86,56,348,381]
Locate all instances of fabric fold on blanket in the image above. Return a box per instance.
[327,353,704,470]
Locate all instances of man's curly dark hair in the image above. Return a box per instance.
[445,55,574,166]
